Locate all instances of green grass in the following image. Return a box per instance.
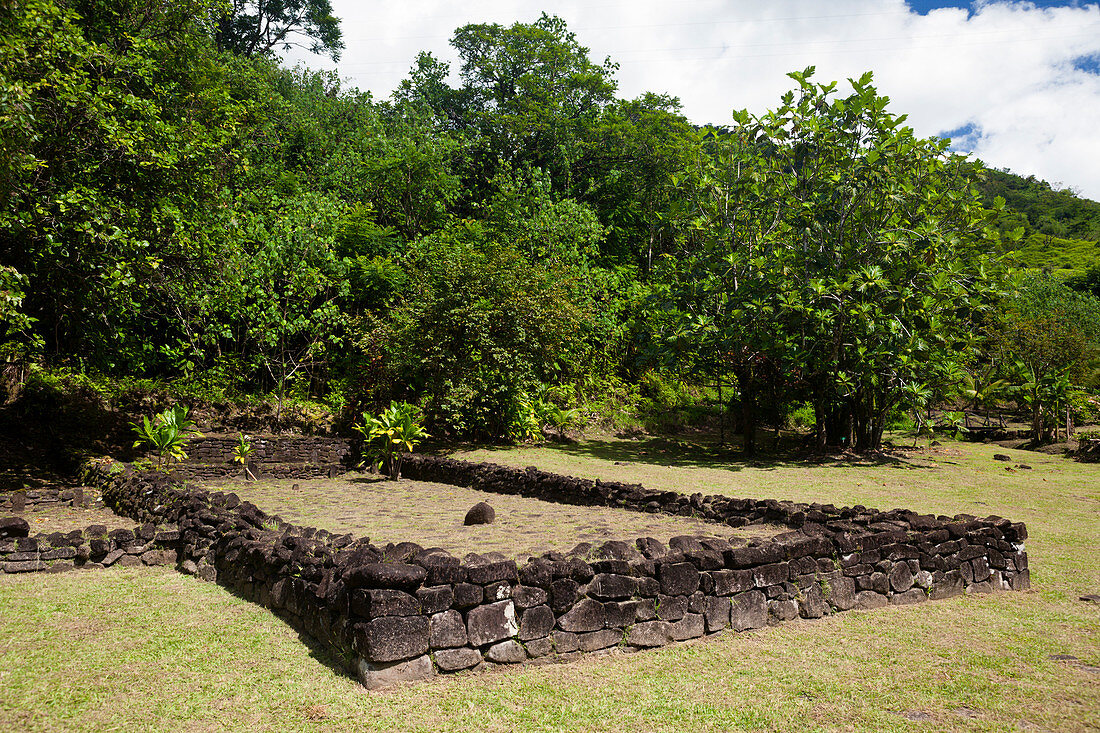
[1,437,1098,732]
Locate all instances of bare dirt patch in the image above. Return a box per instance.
[199,474,782,559]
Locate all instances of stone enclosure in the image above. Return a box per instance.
[69,451,1029,689]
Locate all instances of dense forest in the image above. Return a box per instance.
[3,0,1100,453]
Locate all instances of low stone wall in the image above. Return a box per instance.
[167,435,352,480]
[0,486,95,512]
[0,515,180,574]
[82,455,1030,689]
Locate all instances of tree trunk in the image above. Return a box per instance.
[736,374,756,457]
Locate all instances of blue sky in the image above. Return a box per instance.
[284,1,1100,199]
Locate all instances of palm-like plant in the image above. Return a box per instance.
[232,433,256,480]
[131,405,201,466]
[354,401,429,478]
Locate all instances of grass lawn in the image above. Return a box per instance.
[1,437,1097,732]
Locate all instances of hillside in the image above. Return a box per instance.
[975,167,1100,276]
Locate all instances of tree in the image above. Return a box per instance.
[657,68,1002,454]
[448,14,618,194]
[386,222,586,440]
[990,276,1100,442]
[213,0,343,60]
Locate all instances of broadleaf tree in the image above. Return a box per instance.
[657,68,1004,453]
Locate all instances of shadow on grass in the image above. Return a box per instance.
[463,433,926,473]
[216,576,358,683]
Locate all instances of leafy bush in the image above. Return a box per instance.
[130,406,201,466]
[353,401,429,477]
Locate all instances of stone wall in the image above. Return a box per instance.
[0,486,94,512]
[82,455,1030,690]
[0,514,179,574]
[167,435,352,480]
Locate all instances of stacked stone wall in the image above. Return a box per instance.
[81,455,1030,689]
[0,514,180,574]
[167,435,351,480]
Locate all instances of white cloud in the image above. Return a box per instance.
[283,0,1100,199]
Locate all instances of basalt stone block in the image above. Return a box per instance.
[588,573,636,600]
[486,639,527,663]
[429,610,467,649]
[525,637,554,658]
[357,654,434,689]
[1010,568,1031,591]
[464,502,495,526]
[730,591,768,631]
[888,562,914,592]
[351,589,421,618]
[656,594,686,621]
[484,581,512,602]
[551,630,580,653]
[669,613,705,641]
[416,585,454,615]
[636,537,669,560]
[519,605,555,641]
[346,563,426,592]
[970,557,991,583]
[711,569,754,596]
[141,550,175,566]
[725,544,783,568]
[551,557,594,583]
[636,577,660,597]
[854,591,888,610]
[422,558,467,585]
[798,583,830,619]
[467,600,519,646]
[890,588,927,606]
[969,581,993,594]
[512,585,549,609]
[108,528,135,546]
[768,599,799,623]
[633,597,656,621]
[752,562,789,589]
[604,600,639,629]
[826,575,856,611]
[433,647,482,672]
[467,559,518,585]
[102,549,125,566]
[358,616,430,663]
[42,546,76,561]
[548,579,580,613]
[592,540,644,563]
[577,629,621,652]
[687,591,706,614]
[453,582,483,608]
[626,620,673,647]
[557,598,606,633]
[704,596,731,633]
[519,560,553,588]
[2,560,47,573]
[657,562,699,596]
[0,517,29,539]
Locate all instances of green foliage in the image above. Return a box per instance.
[989,276,1100,442]
[386,222,586,440]
[656,68,1003,453]
[213,0,344,60]
[353,401,428,477]
[131,406,201,465]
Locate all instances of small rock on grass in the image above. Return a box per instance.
[464,502,495,526]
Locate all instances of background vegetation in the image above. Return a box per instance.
[4,0,1100,450]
